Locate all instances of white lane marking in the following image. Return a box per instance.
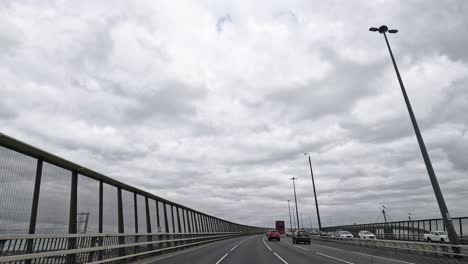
[215,253,229,264]
[316,252,355,264]
[230,244,239,252]
[273,252,289,264]
[215,235,255,264]
[352,251,416,264]
[262,238,272,251]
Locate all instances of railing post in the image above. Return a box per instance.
[134,193,139,234]
[459,218,463,237]
[186,210,192,233]
[99,181,103,233]
[26,159,43,264]
[182,209,187,233]
[98,180,103,260]
[176,206,182,233]
[156,200,160,232]
[67,171,78,264]
[117,187,125,257]
[171,205,175,233]
[163,203,169,233]
[145,197,153,250]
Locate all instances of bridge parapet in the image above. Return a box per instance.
[0,133,267,263]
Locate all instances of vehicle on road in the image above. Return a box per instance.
[285,232,293,237]
[358,230,376,239]
[292,230,311,244]
[338,231,354,238]
[268,230,281,241]
[424,231,449,243]
[266,230,276,237]
[275,221,285,235]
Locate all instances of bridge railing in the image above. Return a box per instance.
[322,217,468,244]
[0,232,253,263]
[0,133,267,262]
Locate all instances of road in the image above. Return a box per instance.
[144,235,465,264]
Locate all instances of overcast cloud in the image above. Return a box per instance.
[1,0,467,228]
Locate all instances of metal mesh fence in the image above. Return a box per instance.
[77,174,99,233]
[35,162,71,234]
[122,189,135,233]
[0,134,266,246]
[136,194,146,233]
[102,183,118,233]
[0,146,36,234]
[149,199,159,233]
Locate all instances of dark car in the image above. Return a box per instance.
[292,230,310,244]
[268,230,281,241]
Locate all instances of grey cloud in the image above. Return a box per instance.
[266,57,386,121]
[1,0,468,231]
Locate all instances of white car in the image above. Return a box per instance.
[339,231,354,238]
[424,231,449,243]
[359,230,376,239]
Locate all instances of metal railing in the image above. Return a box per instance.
[0,133,268,263]
[0,232,252,263]
[321,217,468,244]
[312,235,468,259]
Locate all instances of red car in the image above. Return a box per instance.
[268,230,281,241]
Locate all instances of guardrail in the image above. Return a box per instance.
[311,235,468,259]
[321,217,468,244]
[0,232,253,263]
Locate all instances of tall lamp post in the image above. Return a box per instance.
[290,177,300,230]
[304,153,322,231]
[292,208,296,230]
[288,200,293,232]
[369,25,460,246]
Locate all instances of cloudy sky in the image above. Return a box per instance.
[1,0,467,228]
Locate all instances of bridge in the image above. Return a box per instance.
[1,133,467,263]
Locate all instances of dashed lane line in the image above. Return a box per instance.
[316,252,355,264]
[230,244,239,252]
[214,235,256,264]
[352,251,416,264]
[215,253,229,264]
[263,237,290,263]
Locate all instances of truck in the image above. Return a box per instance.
[275,221,285,235]
[424,231,449,243]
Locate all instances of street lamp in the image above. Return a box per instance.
[290,177,300,230]
[288,200,293,232]
[369,25,460,246]
[304,153,322,232]
[292,208,297,230]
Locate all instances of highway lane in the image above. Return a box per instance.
[277,236,465,264]
[145,235,465,264]
[146,235,250,264]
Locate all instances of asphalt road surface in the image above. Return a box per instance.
[145,235,466,264]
